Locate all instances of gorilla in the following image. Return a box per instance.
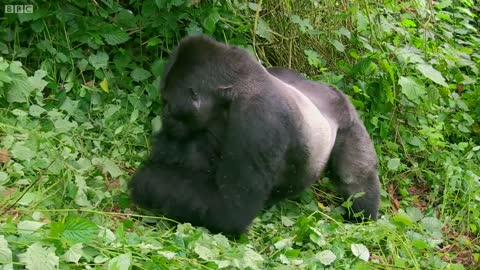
[129,35,380,235]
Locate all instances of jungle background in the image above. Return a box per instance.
[0,0,479,269]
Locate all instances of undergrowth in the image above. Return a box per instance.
[0,0,479,269]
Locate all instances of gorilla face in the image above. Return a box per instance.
[161,74,220,139]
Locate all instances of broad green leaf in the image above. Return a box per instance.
[29,104,46,117]
[395,47,424,64]
[17,242,59,270]
[256,19,273,42]
[102,31,130,45]
[63,243,83,263]
[416,63,448,87]
[104,159,123,178]
[89,52,109,70]
[186,22,203,36]
[242,248,264,270]
[9,61,27,75]
[60,97,79,115]
[281,216,295,227]
[131,68,151,82]
[435,0,452,9]
[202,9,220,34]
[273,237,293,250]
[398,76,426,103]
[63,217,99,244]
[104,104,121,119]
[10,144,36,161]
[392,212,414,226]
[194,244,219,260]
[0,71,12,83]
[78,59,89,71]
[421,217,443,236]
[351,243,370,261]
[316,250,336,266]
[7,78,32,103]
[129,109,139,123]
[330,39,345,52]
[0,235,13,268]
[17,221,46,234]
[406,207,423,222]
[304,49,323,68]
[291,15,313,33]
[0,172,8,183]
[54,118,77,133]
[107,253,131,270]
[387,158,401,171]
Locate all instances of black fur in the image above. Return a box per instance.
[129,35,380,234]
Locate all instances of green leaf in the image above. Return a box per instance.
[28,70,48,91]
[129,109,139,123]
[256,19,273,42]
[63,217,99,244]
[316,250,336,266]
[151,59,166,77]
[29,105,46,117]
[7,78,33,103]
[89,52,109,70]
[18,242,59,270]
[194,243,219,260]
[330,39,345,52]
[0,71,12,83]
[0,235,13,268]
[304,49,323,68]
[202,9,220,34]
[0,172,8,183]
[107,253,132,270]
[17,221,46,234]
[395,47,424,64]
[63,243,83,263]
[60,97,79,115]
[401,18,417,28]
[131,68,151,82]
[11,144,36,161]
[9,61,27,76]
[387,158,401,171]
[416,63,448,87]
[398,76,426,103]
[281,216,295,227]
[102,30,130,45]
[291,15,313,33]
[242,248,264,269]
[351,243,370,262]
[104,159,123,178]
[54,118,77,133]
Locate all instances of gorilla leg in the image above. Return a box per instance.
[329,122,380,220]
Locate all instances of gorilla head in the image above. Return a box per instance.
[159,37,261,140]
[130,35,381,235]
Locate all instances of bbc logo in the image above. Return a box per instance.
[5,5,34,14]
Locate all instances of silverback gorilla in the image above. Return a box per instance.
[129,35,380,235]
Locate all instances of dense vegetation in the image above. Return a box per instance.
[0,0,479,269]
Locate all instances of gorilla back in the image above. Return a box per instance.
[129,35,380,235]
